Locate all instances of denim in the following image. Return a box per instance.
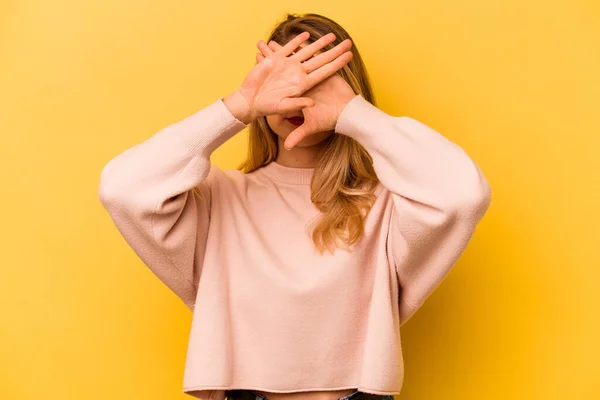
[226,389,394,400]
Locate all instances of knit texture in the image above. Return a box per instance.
[98,94,491,400]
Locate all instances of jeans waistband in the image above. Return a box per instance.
[226,389,394,400]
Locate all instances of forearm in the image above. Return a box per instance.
[334,94,491,216]
[98,97,247,208]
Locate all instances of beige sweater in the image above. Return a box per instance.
[98,94,492,400]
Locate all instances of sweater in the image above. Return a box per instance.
[98,94,492,400]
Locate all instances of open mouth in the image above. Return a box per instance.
[286,117,305,126]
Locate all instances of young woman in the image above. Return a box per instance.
[99,13,491,400]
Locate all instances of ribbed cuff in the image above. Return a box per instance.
[180,97,248,156]
[335,94,388,149]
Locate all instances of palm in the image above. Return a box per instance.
[241,55,310,115]
[302,76,347,130]
[285,73,356,149]
[237,31,353,122]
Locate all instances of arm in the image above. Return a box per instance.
[98,96,247,310]
[97,29,353,310]
[335,94,492,326]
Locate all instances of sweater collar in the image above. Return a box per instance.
[259,161,314,185]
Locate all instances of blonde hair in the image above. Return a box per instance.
[237,13,380,255]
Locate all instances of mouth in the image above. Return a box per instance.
[286,117,305,126]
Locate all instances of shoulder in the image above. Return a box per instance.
[204,164,253,189]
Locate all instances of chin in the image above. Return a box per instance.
[291,131,335,148]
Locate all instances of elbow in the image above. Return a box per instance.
[97,161,126,208]
[98,182,117,209]
[98,161,160,216]
[451,177,492,221]
[98,166,114,208]
[470,179,492,219]
[447,156,492,220]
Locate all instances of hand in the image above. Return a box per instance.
[261,40,357,150]
[227,31,353,124]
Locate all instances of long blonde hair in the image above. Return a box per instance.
[238,13,380,255]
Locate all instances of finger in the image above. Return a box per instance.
[256,53,265,62]
[257,40,274,56]
[284,125,310,150]
[306,51,353,89]
[267,40,281,52]
[270,40,323,70]
[277,96,315,114]
[301,38,352,73]
[278,31,310,56]
[290,32,336,63]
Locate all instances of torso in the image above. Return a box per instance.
[184,169,402,398]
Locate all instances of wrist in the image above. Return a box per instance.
[334,93,362,134]
[223,89,255,125]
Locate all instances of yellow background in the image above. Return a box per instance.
[1,1,598,399]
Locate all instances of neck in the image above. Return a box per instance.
[275,137,327,168]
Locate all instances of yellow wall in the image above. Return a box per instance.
[1,1,598,399]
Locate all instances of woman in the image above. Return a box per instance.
[98,12,491,400]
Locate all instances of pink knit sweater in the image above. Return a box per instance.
[98,94,491,400]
